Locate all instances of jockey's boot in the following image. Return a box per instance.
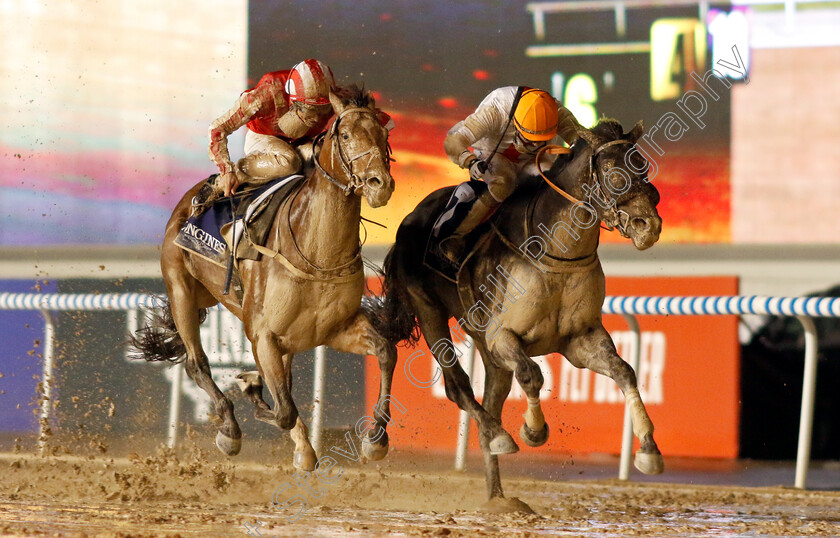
[190,179,220,217]
[436,189,501,266]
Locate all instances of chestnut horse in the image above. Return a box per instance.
[132,86,398,471]
[370,119,664,511]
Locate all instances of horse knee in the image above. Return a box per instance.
[275,399,299,430]
[371,338,398,369]
[515,360,544,392]
[184,356,210,381]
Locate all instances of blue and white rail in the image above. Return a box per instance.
[0,292,330,456]
[3,293,837,489]
[0,292,164,311]
[604,295,840,489]
[453,296,840,489]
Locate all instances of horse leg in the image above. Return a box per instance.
[258,345,316,471]
[234,371,276,425]
[474,342,534,512]
[250,333,299,430]
[282,353,317,471]
[413,300,518,455]
[565,326,664,474]
[488,329,550,448]
[325,310,398,461]
[473,341,513,500]
[166,279,242,456]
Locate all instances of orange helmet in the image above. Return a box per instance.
[284,59,335,105]
[513,89,558,142]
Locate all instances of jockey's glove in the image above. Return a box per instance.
[469,159,487,181]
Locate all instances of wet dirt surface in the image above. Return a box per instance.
[1,447,839,537]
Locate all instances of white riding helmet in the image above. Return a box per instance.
[285,59,335,106]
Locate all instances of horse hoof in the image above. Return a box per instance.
[519,422,549,448]
[362,440,388,461]
[215,431,241,456]
[489,432,519,455]
[294,450,317,472]
[478,496,535,514]
[235,371,261,392]
[634,450,664,475]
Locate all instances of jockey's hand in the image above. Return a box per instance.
[217,171,239,197]
[469,159,487,181]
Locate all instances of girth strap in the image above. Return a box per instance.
[248,241,363,282]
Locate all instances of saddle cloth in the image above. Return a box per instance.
[174,174,304,268]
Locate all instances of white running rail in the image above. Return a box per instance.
[3,292,838,488]
[0,292,328,455]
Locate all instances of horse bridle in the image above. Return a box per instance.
[536,138,635,238]
[313,106,391,196]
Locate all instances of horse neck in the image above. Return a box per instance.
[288,148,362,268]
[530,144,602,259]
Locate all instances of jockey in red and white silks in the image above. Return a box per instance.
[208,59,336,197]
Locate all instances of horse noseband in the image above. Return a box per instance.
[317,107,386,196]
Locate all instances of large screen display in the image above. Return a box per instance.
[6,1,833,246]
[249,1,743,244]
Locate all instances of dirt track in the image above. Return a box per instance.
[2,445,840,537]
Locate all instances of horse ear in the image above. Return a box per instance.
[628,120,644,143]
[364,89,376,109]
[329,90,345,114]
[577,127,599,147]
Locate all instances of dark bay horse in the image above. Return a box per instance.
[371,119,664,510]
[132,86,399,471]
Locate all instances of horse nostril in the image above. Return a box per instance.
[632,217,650,232]
[367,176,382,188]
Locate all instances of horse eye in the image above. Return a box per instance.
[342,133,350,140]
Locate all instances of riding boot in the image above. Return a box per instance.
[435,187,501,265]
[191,179,221,217]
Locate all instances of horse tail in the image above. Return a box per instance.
[127,296,206,364]
[363,245,421,347]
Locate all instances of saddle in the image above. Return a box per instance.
[173,174,305,301]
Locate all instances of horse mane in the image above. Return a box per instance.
[519,116,653,201]
[590,117,624,141]
[334,83,375,109]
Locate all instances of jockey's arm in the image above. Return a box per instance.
[444,105,504,169]
[556,102,583,147]
[207,88,266,175]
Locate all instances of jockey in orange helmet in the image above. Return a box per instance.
[436,86,583,264]
[207,59,336,198]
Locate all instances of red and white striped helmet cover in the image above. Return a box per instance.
[285,59,335,105]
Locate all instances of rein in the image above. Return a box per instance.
[536,145,577,204]
[250,105,389,281]
[536,139,634,238]
[313,106,388,196]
